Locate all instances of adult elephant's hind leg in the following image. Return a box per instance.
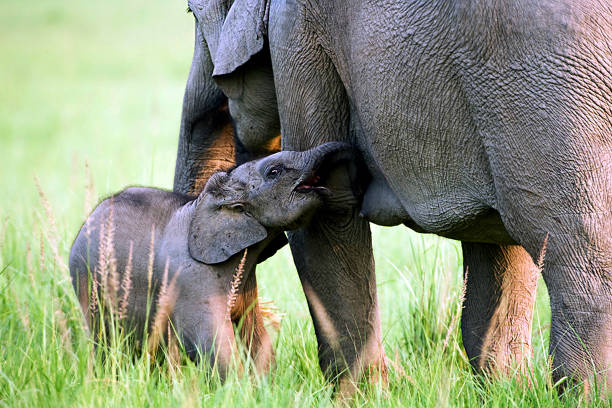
[288,208,386,392]
[461,242,539,375]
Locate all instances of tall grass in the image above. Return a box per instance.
[0,0,608,406]
[0,169,600,406]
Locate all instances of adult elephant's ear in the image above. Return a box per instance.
[188,173,268,264]
[212,0,269,77]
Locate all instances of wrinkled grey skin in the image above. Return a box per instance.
[176,0,612,393]
[70,142,355,377]
[173,1,281,195]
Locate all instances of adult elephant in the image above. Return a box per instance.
[175,0,612,392]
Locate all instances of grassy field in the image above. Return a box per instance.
[0,1,607,406]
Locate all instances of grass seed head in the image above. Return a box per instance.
[148,260,181,356]
[118,241,133,321]
[83,158,95,219]
[225,249,248,323]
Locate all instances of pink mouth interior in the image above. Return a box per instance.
[296,174,325,191]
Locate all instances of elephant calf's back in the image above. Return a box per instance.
[68,187,193,326]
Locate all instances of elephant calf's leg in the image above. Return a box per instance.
[232,271,274,374]
[461,243,539,375]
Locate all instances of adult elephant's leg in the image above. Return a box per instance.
[461,242,538,374]
[480,118,612,393]
[539,229,612,393]
[268,1,387,389]
[173,20,236,195]
[269,0,385,387]
[288,208,385,388]
[467,57,612,395]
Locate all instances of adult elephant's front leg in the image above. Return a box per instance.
[288,208,386,390]
[269,0,385,389]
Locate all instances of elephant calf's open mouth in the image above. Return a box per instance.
[294,144,354,195]
[295,172,327,194]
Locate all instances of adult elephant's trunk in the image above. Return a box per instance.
[173,20,236,196]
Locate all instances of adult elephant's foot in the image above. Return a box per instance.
[461,243,538,377]
[546,267,612,397]
[336,348,388,399]
[288,206,387,394]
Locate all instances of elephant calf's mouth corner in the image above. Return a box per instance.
[294,171,329,195]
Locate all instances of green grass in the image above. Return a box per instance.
[0,0,607,406]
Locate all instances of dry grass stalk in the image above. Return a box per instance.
[166,320,181,375]
[384,347,409,381]
[118,241,134,320]
[83,158,95,219]
[25,241,36,287]
[146,226,156,301]
[95,200,119,311]
[39,230,45,276]
[546,355,554,390]
[148,259,181,356]
[89,265,100,316]
[442,267,467,354]
[225,249,248,323]
[34,177,58,247]
[34,176,67,272]
[11,288,30,333]
[106,259,119,312]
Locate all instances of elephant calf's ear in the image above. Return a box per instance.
[189,199,268,265]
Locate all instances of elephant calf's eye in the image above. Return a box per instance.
[227,203,245,213]
[265,165,283,180]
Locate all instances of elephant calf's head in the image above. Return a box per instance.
[189,142,356,265]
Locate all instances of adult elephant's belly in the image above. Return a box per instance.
[350,75,516,244]
[350,60,517,245]
[353,104,515,244]
[361,171,516,245]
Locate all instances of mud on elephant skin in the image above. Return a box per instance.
[174,0,612,395]
[70,142,357,377]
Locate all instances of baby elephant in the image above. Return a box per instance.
[69,142,355,376]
